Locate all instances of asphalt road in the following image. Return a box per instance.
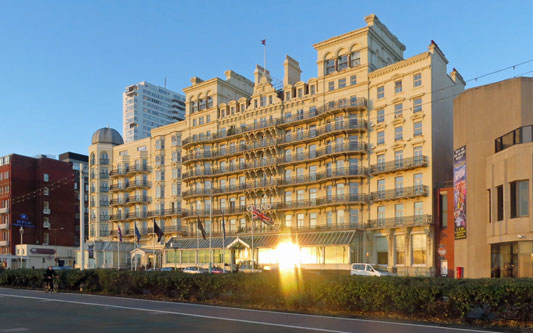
[0,288,504,333]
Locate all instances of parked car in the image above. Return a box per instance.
[183,266,207,274]
[159,267,174,272]
[351,263,393,276]
[237,261,262,273]
[209,266,224,274]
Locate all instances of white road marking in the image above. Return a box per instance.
[0,289,503,333]
[47,290,502,333]
[0,293,348,333]
[1,329,30,332]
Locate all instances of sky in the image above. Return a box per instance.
[0,0,532,158]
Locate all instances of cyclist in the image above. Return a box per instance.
[44,266,57,292]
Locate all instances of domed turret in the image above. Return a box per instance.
[91,128,124,145]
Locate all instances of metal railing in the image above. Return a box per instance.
[278,194,367,210]
[371,185,429,202]
[370,156,428,175]
[182,99,368,147]
[127,180,150,189]
[278,120,368,145]
[278,168,366,186]
[367,214,433,229]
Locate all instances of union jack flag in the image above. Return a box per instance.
[251,207,273,226]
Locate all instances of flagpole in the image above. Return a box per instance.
[135,223,138,271]
[251,213,254,273]
[196,218,199,271]
[209,191,212,273]
[222,214,225,273]
[263,38,266,78]
[153,219,155,269]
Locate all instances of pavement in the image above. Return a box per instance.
[0,287,505,333]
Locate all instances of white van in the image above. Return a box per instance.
[351,263,393,276]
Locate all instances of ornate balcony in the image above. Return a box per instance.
[110,198,127,206]
[127,196,151,204]
[366,214,433,229]
[278,167,367,187]
[127,180,150,189]
[110,183,127,192]
[370,156,428,175]
[277,120,368,146]
[371,185,429,202]
[278,194,367,210]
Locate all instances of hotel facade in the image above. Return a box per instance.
[87,14,464,275]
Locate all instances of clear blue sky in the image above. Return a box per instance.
[1,0,532,158]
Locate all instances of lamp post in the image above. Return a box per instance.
[50,227,64,266]
[19,227,24,269]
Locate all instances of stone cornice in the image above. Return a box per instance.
[369,52,430,80]
[313,28,368,50]
[183,77,221,94]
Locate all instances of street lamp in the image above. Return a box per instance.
[50,227,64,266]
[19,227,24,269]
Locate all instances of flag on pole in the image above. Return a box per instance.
[134,223,141,243]
[118,226,123,242]
[221,214,226,241]
[251,207,273,226]
[261,39,266,45]
[197,218,207,240]
[153,218,164,242]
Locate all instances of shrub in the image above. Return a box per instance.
[0,269,531,323]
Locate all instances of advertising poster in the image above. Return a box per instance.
[454,146,467,239]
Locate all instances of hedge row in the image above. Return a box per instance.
[1,269,532,323]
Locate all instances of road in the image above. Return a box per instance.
[0,287,503,333]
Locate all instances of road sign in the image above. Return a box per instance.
[438,246,446,256]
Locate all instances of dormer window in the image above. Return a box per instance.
[260,96,266,107]
[350,51,361,67]
[338,55,348,71]
[325,59,335,75]
[297,89,303,98]
[240,103,246,112]
[285,91,291,100]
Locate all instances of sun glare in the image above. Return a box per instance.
[275,241,300,270]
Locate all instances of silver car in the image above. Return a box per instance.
[350,263,393,276]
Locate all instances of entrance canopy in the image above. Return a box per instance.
[165,231,356,250]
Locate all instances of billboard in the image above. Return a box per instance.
[454,146,467,239]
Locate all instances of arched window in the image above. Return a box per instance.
[337,54,348,71]
[190,99,198,113]
[90,152,95,165]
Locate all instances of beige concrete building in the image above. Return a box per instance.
[88,14,464,274]
[454,77,533,278]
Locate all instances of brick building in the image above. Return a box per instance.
[0,154,75,268]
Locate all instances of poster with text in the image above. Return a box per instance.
[454,146,467,239]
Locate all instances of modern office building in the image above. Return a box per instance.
[89,14,464,274]
[123,81,186,142]
[0,154,76,268]
[59,152,89,246]
[454,77,533,278]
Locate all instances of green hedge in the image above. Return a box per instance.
[1,269,532,323]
